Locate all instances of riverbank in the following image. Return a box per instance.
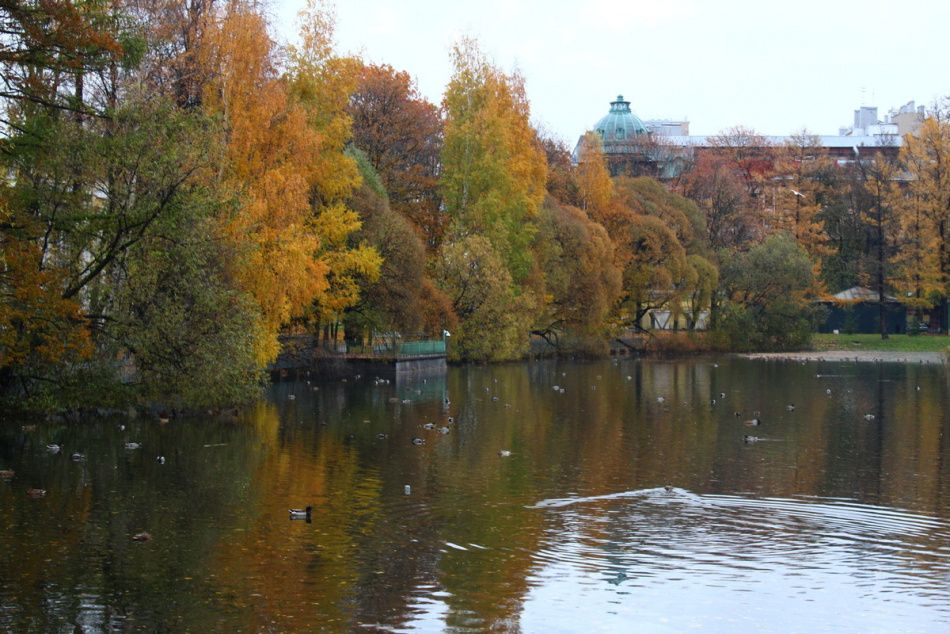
[742,350,946,363]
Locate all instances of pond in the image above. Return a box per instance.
[2,356,950,632]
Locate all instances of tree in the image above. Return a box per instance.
[616,213,688,332]
[440,35,547,282]
[676,152,757,252]
[683,254,718,331]
[197,0,377,362]
[575,131,613,214]
[0,0,130,115]
[536,128,578,207]
[898,102,950,334]
[343,149,452,341]
[770,128,835,265]
[347,63,443,251]
[715,233,825,351]
[435,235,535,361]
[0,84,228,406]
[534,196,621,353]
[848,151,902,338]
[705,126,774,200]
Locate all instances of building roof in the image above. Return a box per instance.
[662,134,903,150]
[593,95,648,147]
[831,286,899,302]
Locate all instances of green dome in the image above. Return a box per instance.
[593,95,647,143]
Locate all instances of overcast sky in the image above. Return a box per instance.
[274,0,950,143]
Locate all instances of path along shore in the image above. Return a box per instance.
[742,350,946,364]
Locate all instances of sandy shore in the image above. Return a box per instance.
[741,350,946,364]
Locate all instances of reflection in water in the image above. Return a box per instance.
[1,357,949,632]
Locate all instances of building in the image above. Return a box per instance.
[817,286,907,335]
[576,94,922,177]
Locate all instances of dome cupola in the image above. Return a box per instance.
[593,95,647,142]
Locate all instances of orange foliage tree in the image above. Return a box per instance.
[197,0,377,362]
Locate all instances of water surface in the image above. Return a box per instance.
[1,356,949,632]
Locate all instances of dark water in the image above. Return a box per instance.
[2,356,950,633]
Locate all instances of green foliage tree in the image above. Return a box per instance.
[715,233,825,351]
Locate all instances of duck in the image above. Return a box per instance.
[289,506,312,520]
[497,449,512,457]
[0,469,13,478]
[744,418,762,426]
[743,435,760,443]
[124,442,141,450]
[70,453,85,461]
[786,404,795,411]
[156,456,165,464]
[132,532,152,542]
[664,484,674,492]
[864,414,875,420]
[26,488,46,497]
[377,433,389,440]
[46,444,62,453]
[423,423,436,430]
[412,437,425,445]
[438,426,450,434]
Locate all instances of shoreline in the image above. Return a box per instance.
[741,350,946,364]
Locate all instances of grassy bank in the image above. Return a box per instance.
[812,333,950,353]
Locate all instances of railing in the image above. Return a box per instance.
[345,339,445,357]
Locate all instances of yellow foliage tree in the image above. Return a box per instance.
[198,0,377,363]
[899,109,950,333]
[575,131,614,214]
[440,36,547,282]
[771,129,833,262]
[286,0,381,338]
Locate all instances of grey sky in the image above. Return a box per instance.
[275,0,950,143]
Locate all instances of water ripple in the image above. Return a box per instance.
[528,488,950,603]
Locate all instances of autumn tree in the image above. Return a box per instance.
[676,153,757,253]
[197,0,378,361]
[537,128,578,207]
[575,131,614,214]
[770,129,835,266]
[533,196,621,353]
[343,148,453,342]
[705,126,774,200]
[440,35,547,282]
[838,150,902,337]
[0,0,130,114]
[347,63,443,251]
[596,177,716,332]
[435,235,535,362]
[437,36,546,359]
[898,101,950,333]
